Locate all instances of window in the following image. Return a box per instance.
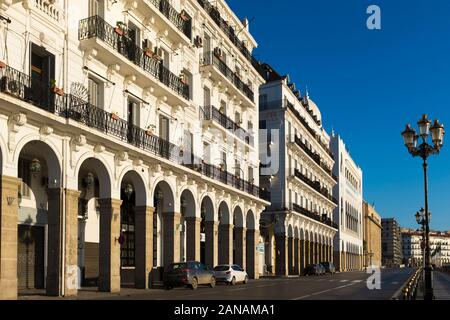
[235,111,241,126]
[128,99,140,126]
[162,48,170,69]
[248,167,254,183]
[183,69,193,100]
[88,77,104,107]
[221,151,227,171]
[159,115,170,141]
[18,158,31,198]
[203,142,211,164]
[220,100,227,115]
[89,0,105,18]
[260,94,268,108]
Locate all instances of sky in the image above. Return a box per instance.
[227,0,450,231]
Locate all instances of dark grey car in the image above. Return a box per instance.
[321,262,336,274]
[163,261,216,290]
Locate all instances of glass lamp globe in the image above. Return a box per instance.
[417,114,432,137]
[401,125,416,148]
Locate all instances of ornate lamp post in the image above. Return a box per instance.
[402,114,445,300]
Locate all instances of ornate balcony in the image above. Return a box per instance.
[291,203,338,229]
[0,64,265,200]
[201,105,254,147]
[195,0,263,74]
[136,0,192,45]
[293,169,338,205]
[200,51,254,104]
[292,136,337,182]
[283,101,334,160]
[78,16,189,106]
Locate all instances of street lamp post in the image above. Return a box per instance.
[402,114,445,301]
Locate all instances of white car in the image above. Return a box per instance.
[213,264,249,285]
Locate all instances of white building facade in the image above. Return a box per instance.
[401,229,450,267]
[258,64,338,276]
[330,134,364,271]
[0,0,269,299]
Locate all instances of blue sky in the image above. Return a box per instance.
[227,0,450,231]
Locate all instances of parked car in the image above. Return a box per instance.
[213,264,249,285]
[163,261,216,290]
[304,264,323,276]
[321,262,336,274]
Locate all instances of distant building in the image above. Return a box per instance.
[363,202,382,268]
[401,229,450,267]
[381,218,403,267]
[331,134,364,272]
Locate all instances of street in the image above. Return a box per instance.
[19,268,414,301]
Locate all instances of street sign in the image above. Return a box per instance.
[257,243,265,253]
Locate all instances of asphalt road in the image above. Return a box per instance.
[75,268,415,301]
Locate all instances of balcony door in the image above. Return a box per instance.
[127,23,141,63]
[203,86,211,107]
[89,0,105,18]
[127,99,140,144]
[203,33,211,58]
[30,43,55,111]
[159,115,170,158]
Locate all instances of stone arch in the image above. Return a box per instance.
[76,155,113,199]
[77,157,118,292]
[246,210,255,230]
[233,206,244,228]
[15,139,62,188]
[287,225,294,238]
[153,180,176,268]
[180,188,196,218]
[16,139,63,296]
[201,195,215,221]
[200,195,216,267]
[119,169,148,207]
[218,201,231,225]
[218,201,232,264]
[153,180,175,213]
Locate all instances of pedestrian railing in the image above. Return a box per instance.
[393,267,423,300]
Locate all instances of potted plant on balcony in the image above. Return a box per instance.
[179,73,188,85]
[115,21,125,36]
[145,125,155,136]
[111,112,120,121]
[49,79,65,96]
[144,46,154,58]
[180,9,189,21]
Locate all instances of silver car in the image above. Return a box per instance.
[213,264,249,285]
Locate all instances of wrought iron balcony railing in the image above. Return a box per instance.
[293,169,337,205]
[78,16,189,100]
[201,105,254,147]
[200,51,254,102]
[283,100,334,160]
[293,135,337,182]
[291,203,338,229]
[147,0,192,38]
[0,64,264,199]
[196,0,262,74]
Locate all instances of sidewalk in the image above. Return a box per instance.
[433,271,450,300]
